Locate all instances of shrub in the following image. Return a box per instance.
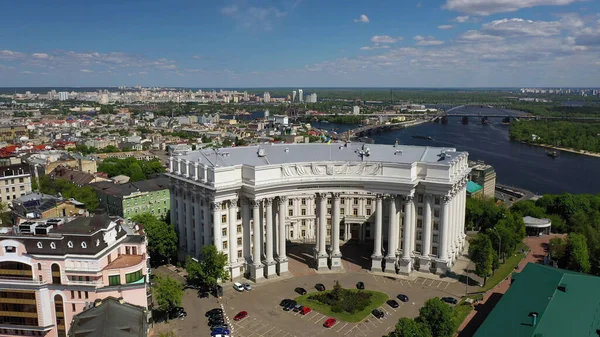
[332,305,343,313]
[308,286,373,314]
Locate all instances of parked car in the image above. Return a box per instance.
[356,282,365,290]
[315,283,326,291]
[284,300,297,311]
[441,297,458,305]
[295,287,307,295]
[234,311,248,321]
[210,324,229,332]
[200,291,210,298]
[397,294,409,302]
[324,318,337,328]
[206,308,223,317]
[300,307,312,315]
[233,282,245,292]
[372,309,385,319]
[387,300,399,308]
[293,304,303,312]
[280,299,292,307]
[170,307,187,320]
[211,327,231,336]
[243,283,252,291]
[208,317,225,326]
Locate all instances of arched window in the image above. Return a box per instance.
[37,263,42,271]
[51,264,61,285]
[54,294,66,337]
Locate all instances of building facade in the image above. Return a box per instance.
[0,213,148,337]
[469,162,496,199]
[0,158,33,204]
[168,143,470,281]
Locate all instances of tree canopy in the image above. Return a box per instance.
[38,176,99,211]
[153,275,183,312]
[510,120,600,153]
[185,245,229,286]
[387,318,432,337]
[468,233,494,286]
[415,298,454,337]
[97,157,165,182]
[132,213,178,266]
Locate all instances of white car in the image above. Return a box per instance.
[233,282,245,292]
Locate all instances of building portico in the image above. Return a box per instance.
[168,143,470,282]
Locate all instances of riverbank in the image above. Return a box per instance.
[525,142,600,158]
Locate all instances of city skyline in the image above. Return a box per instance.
[1,0,599,87]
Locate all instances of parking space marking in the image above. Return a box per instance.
[335,322,349,332]
[261,326,277,335]
[444,282,450,290]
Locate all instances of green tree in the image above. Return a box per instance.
[548,237,567,266]
[153,275,183,313]
[566,233,591,273]
[132,213,178,266]
[185,256,203,286]
[129,162,145,182]
[468,233,494,286]
[388,318,432,337]
[331,280,343,301]
[416,298,454,337]
[199,245,229,286]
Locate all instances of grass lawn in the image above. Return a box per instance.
[482,248,526,292]
[294,290,389,323]
[451,301,474,334]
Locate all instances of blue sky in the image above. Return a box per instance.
[1,0,599,87]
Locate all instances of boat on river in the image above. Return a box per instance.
[546,150,558,158]
[481,116,492,125]
[412,135,434,140]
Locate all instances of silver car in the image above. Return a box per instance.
[243,283,252,291]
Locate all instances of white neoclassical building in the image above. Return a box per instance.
[167,142,470,281]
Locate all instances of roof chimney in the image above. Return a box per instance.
[557,284,567,292]
[529,312,539,326]
[118,297,125,304]
[94,298,103,307]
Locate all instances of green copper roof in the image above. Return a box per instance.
[474,263,600,337]
[467,181,482,193]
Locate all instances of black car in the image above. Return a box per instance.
[200,291,210,298]
[280,299,292,307]
[295,287,307,295]
[169,307,187,320]
[386,300,399,308]
[397,294,409,302]
[284,300,297,311]
[293,304,303,312]
[315,283,326,291]
[205,308,223,317]
[441,297,458,305]
[372,309,385,319]
[207,311,224,320]
[356,282,365,290]
[208,318,225,327]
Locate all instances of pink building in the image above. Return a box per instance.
[0,212,149,337]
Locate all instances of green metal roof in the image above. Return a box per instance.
[466,181,483,194]
[474,263,600,337]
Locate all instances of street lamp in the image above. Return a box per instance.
[491,227,501,263]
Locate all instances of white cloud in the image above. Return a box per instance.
[221,3,288,31]
[192,55,203,60]
[438,25,454,30]
[371,35,402,44]
[444,0,582,16]
[458,30,505,42]
[80,69,93,73]
[360,45,390,51]
[354,14,370,23]
[454,15,470,23]
[414,35,445,46]
[481,18,562,37]
[0,50,26,60]
[21,70,34,74]
[32,53,50,59]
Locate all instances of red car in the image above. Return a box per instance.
[324,318,337,328]
[300,307,312,315]
[234,311,248,321]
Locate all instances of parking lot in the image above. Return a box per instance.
[154,271,463,337]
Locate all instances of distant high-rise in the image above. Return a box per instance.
[263,92,271,103]
[309,93,317,103]
[292,90,297,102]
[58,92,69,101]
[298,89,303,102]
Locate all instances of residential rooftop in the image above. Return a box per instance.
[91,176,170,197]
[473,263,600,337]
[174,143,464,168]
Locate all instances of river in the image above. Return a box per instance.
[312,119,600,195]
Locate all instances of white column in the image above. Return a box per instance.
[409,197,416,254]
[422,194,432,257]
[228,198,238,264]
[194,192,202,258]
[318,194,327,255]
[242,198,251,262]
[185,193,193,255]
[386,196,397,258]
[212,201,223,252]
[251,200,262,265]
[332,193,341,255]
[264,198,274,263]
[461,183,466,244]
[203,198,210,249]
[278,197,287,259]
[439,196,450,261]
[402,196,413,259]
[373,195,383,257]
